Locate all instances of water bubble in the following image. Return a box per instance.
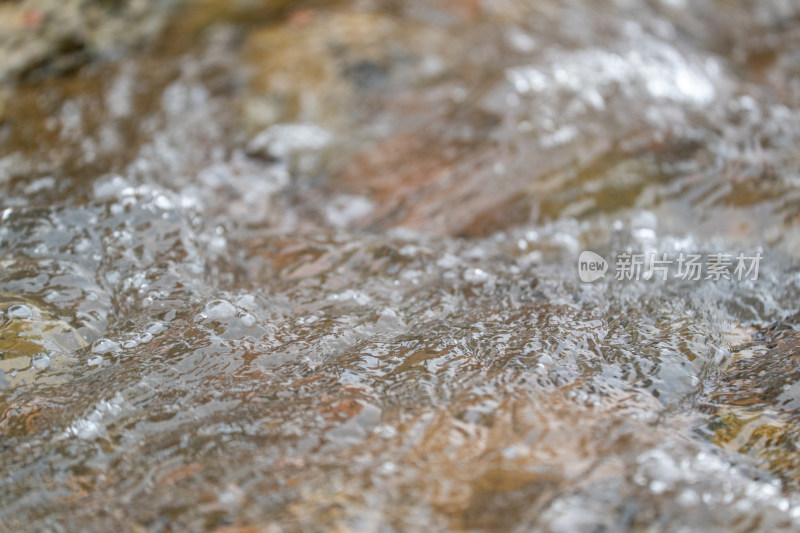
[73,238,92,254]
[154,194,174,210]
[208,235,227,253]
[376,308,405,332]
[373,425,398,439]
[69,419,101,439]
[6,304,34,320]
[506,27,537,53]
[247,122,332,159]
[377,462,398,475]
[43,290,60,303]
[217,484,245,508]
[436,254,461,269]
[200,300,237,321]
[23,176,55,195]
[463,268,490,284]
[331,290,372,306]
[324,195,373,228]
[677,489,699,507]
[145,322,166,335]
[92,339,120,355]
[31,354,51,371]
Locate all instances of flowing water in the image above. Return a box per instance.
[2,0,800,531]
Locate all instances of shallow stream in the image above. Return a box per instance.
[2,1,800,531]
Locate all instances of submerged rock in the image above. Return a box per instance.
[710,316,800,488]
[0,0,174,82]
[241,7,455,130]
[0,292,87,391]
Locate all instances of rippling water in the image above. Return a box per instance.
[2,0,800,531]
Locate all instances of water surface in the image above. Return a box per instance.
[2,1,800,531]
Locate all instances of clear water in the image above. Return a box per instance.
[2,0,800,531]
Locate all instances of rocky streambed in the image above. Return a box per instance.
[2,0,800,531]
